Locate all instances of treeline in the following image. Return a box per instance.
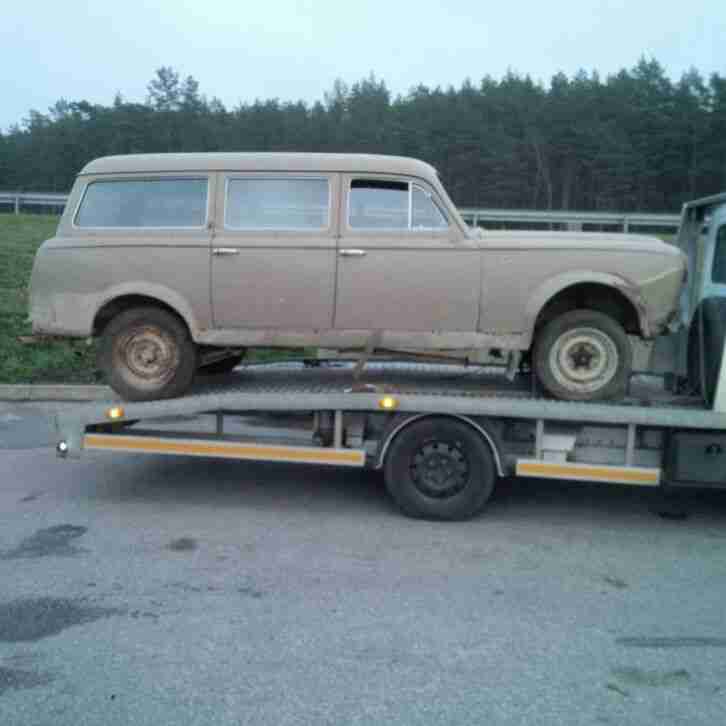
[1,59,725,211]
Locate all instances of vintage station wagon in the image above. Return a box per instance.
[29,153,686,401]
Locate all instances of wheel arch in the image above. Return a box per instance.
[91,284,200,339]
[375,414,505,476]
[524,273,650,346]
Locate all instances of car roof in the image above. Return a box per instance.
[80,153,439,181]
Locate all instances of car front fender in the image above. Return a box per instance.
[522,271,651,347]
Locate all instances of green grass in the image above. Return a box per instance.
[0,213,101,384]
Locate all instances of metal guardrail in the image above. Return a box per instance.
[0,192,69,214]
[0,191,682,231]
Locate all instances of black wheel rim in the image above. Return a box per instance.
[410,439,470,499]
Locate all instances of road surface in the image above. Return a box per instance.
[1,402,726,725]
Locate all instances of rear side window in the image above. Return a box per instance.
[348,179,448,230]
[225,177,330,230]
[75,178,208,228]
[712,225,726,284]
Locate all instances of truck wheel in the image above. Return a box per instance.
[199,354,245,375]
[99,306,198,401]
[383,417,496,520]
[534,309,631,401]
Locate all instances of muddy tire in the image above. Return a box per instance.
[534,309,631,402]
[99,306,198,401]
[383,417,496,521]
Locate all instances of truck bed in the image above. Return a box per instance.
[58,361,723,436]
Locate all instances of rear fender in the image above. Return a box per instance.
[92,282,202,338]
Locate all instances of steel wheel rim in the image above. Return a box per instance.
[549,326,619,394]
[410,439,470,499]
[114,325,179,390]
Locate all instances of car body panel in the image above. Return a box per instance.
[29,170,215,337]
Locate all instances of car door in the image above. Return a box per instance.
[211,172,338,329]
[334,175,480,334]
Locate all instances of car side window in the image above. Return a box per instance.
[225,177,329,230]
[75,178,208,228]
[712,225,726,284]
[349,179,408,229]
[349,179,448,230]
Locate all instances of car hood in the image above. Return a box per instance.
[470,229,682,257]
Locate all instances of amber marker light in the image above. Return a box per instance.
[379,395,399,411]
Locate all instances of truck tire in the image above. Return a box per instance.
[383,417,497,520]
[687,297,726,406]
[534,309,631,401]
[99,306,198,401]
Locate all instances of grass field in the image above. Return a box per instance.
[0,214,100,384]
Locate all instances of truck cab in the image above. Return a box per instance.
[676,192,726,322]
[649,193,726,394]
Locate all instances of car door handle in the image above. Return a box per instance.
[339,249,366,257]
[212,248,240,256]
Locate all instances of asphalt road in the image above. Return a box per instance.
[1,403,726,726]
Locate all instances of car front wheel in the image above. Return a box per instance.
[534,309,632,401]
[99,306,198,401]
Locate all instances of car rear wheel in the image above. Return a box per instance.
[99,306,198,401]
[534,309,631,401]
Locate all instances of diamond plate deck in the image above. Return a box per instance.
[192,362,534,399]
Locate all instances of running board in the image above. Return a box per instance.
[516,459,660,486]
[83,433,366,467]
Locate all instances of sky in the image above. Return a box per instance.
[1,0,724,130]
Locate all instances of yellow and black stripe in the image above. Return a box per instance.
[516,459,660,486]
[84,434,365,467]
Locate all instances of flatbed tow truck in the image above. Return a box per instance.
[53,193,726,520]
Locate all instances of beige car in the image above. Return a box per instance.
[29,152,686,402]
